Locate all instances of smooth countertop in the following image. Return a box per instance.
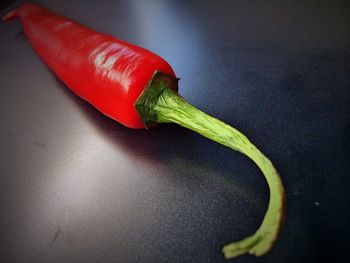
[1,0,349,262]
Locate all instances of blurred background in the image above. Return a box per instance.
[0,0,349,262]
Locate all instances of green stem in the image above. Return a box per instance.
[135,71,285,259]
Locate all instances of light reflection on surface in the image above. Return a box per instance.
[126,0,205,80]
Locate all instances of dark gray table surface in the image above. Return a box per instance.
[1,0,349,262]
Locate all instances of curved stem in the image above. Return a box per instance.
[135,71,285,259]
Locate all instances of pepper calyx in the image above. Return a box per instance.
[134,70,179,127]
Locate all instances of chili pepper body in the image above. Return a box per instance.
[3,3,176,128]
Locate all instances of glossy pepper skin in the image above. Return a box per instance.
[3,3,176,128]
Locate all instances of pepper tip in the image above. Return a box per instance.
[2,9,17,22]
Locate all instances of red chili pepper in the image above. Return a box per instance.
[3,3,285,259]
[3,3,176,128]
